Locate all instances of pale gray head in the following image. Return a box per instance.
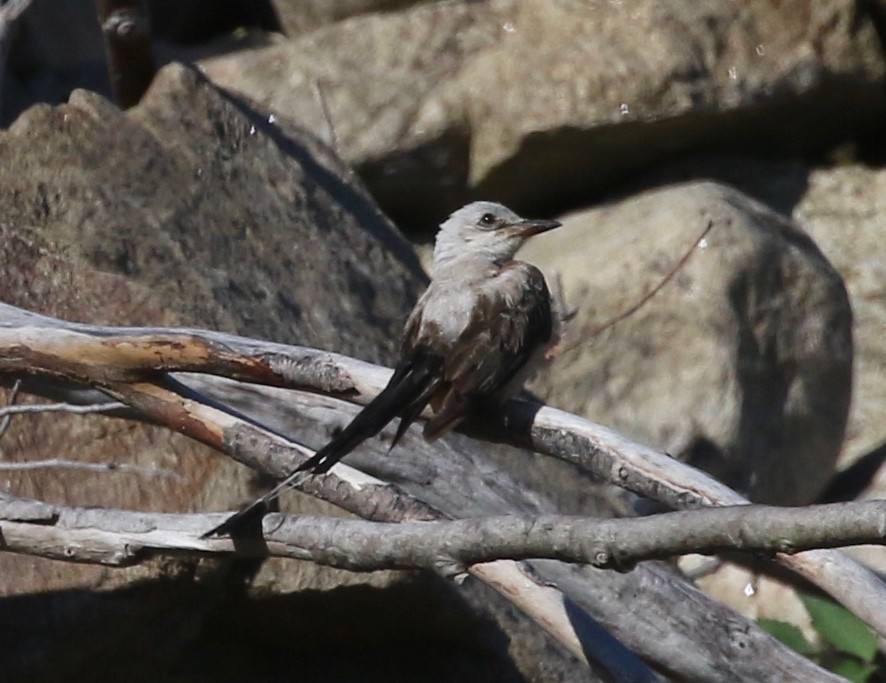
[432,201,561,267]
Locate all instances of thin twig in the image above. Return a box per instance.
[0,458,180,479]
[311,80,339,153]
[0,378,21,439]
[0,400,127,418]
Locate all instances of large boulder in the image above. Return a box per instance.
[630,158,885,471]
[200,0,886,228]
[521,182,853,506]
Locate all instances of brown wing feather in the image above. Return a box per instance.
[423,263,552,440]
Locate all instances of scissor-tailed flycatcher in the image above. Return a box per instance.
[205,201,560,537]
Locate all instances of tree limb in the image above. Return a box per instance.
[0,457,180,479]
[0,304,859,680]
[1,492,884,573]
[0,400,127,417]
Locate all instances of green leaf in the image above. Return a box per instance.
[800,593,878,662]
[830,658,878,683]
[757,619,817,656]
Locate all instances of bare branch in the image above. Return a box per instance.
[1,308,884,601]
[0,400,126,418]
[0,0,33,23]
[0,457,180,479]
[0,377,21,438]
[0,304,867,679]
[105,379,652,675]
[311,80,339,154]
[1,492,884,572]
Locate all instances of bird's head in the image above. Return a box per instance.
[432,201,561,268]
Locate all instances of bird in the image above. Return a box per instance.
[204,201,560,537]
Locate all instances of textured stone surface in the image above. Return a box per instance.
[522,182,853,506]
[794,166,886,467]
[0,66,424,361]
[618,159,886,633]
[633,160,885,472]
[200,0,886,228]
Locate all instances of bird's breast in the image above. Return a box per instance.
[417,283,481,342]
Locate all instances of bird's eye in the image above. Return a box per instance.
[479,213,496,227]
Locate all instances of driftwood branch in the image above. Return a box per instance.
[99,378,659,681]
[1,491,884,572]
[1,305,883,627]
[0,304,857,681]
[0,457,180,479]
[1,359,627,674]
[0,400,127,417]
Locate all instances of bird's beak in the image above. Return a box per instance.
[511,218,562,238]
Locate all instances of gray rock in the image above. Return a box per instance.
[521,182,853,506]
[635,159,885,472]
[200,0,886,228]
[794,166,886,468]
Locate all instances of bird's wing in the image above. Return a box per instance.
[422,263,552,440]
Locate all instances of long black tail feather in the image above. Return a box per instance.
[202,355,440,538]
[296,356,440,473]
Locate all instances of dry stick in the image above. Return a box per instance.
[0,401,127,417]
[0,309,884,640]
[0,458,180,479]
[0,393,173,479]
[311,80,339,154]
[0,0,33,54]
[107,378,838,683]
[0,0,32,22]
[0,378,21,439]
[1,492,885,571]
